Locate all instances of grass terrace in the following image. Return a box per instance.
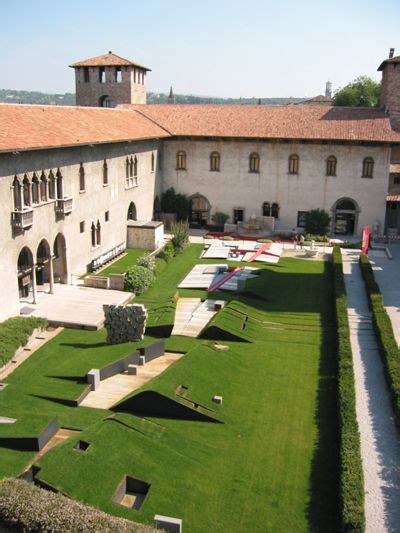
[0,244,340,531]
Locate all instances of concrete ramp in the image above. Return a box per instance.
[172,298,226,337]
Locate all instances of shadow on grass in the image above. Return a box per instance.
[145,324,174,338]
[45,375,87,384]
[30,394,76,408]
[112,391,222,423]
[59,342,108,349]
[307,261,340,533]
[0,437,37,451]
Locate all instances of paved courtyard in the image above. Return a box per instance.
[369,244,400,346]
[19,284,132,330]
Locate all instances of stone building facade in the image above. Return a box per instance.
[0,49,400,321]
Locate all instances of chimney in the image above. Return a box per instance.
[389,48,395,59]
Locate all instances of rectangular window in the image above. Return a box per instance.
[99,67,105,83]
[83,67,89,83]
[233,208,244,224]
[105,211,109,222]
[297,211,308,228]
[80,221,85,233]
[115,67,122,82]
[393,175,400,185]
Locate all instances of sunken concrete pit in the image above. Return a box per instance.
[73,440,91,452]
[113,475,150,511]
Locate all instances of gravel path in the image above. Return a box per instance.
[342,250,400,533]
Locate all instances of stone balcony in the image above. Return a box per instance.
[55,197,73,215]
[12,208,34,229]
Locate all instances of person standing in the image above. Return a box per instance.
[299,234,305,249]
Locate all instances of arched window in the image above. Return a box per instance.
[326,155,337,176]
[48,171,56,199]
[129,157,134,178]
[336,199,356,211]
[210,151,220,172]
[262,202,271,216]
[56,169,63,199]
[40,172,47,202]
[176,150,187,170]
[249,152,260,173]
[32,173,39,204]
[91,222,96,247]
[151,152,155,172]
[103,159,108,186]
[96,220,101,245]
[288,154,299,175]
[133,156,138,179]
[13,176,22,210]
[362,157,374,178]
[23,175,31,206]
[271,203,280,218]
[79,163,85,192]
[127,202,137,221]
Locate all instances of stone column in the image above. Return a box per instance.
[49,255,55,294]
[31,264,37,304]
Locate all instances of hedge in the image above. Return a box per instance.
[0,478,156,532]
[332,247,365,532]
[0,316,48,367]
[359,254,400,427]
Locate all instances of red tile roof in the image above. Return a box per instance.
[126,104,400,143]
[378,55,400,71]
[70,52,151,71]
[0,104,169,153]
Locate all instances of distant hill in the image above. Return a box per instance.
[0,89,306,106]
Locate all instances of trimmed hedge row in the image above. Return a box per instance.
[332,247,365,532]
[0,478,156,532]
[0,316,48,367]
[359,254,400,427]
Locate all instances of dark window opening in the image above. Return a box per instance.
[249,152,260,173]
[326,155,337,176]
[362,157,374,178]
[288,154,299,175]
[83,67,89,83]
[297,211,308,228]
[103,160,108,185]
[79,163,85,192]
[210,151,220,172]
[176,150,186,170]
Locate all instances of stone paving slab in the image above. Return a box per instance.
[172,298,225,337]
[19,284,133,330]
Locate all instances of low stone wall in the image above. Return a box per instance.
[37,416,59,451]
[84,276,109,289]
[109,274,125,291]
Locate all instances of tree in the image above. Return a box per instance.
[333,76,380,107]
[161,188,189,221]
[305,209,331,236]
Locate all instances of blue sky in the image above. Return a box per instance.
[1,0,399,97]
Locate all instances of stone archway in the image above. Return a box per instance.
[332,197,360,235]
[127,202,137,221]
[189,193,210,227]
[17,247,34,301]
[36,239,52,290]
[53,233,68,284]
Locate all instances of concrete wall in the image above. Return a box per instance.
[126,223,164,250]
[0,139,162,322]
[162,138,390,235]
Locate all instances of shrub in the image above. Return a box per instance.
[359,254,400,427]
[0,478,155,532]
[305,209,331,235]
[136,252,156,272]
[161,187,189,221]
[158,241,175,262]
[211,212,229,226]
[0,316,48,367]
[171,221,190,254]
[332,247,365,532]
[124,265,154,294]
[304,233,330,243]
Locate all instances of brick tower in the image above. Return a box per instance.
[378,48,400,131]
[70,51,151,107]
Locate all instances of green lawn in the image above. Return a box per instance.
[0,246,340,532]
[96,248,150,276]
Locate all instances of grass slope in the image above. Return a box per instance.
[0,247,339,532]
